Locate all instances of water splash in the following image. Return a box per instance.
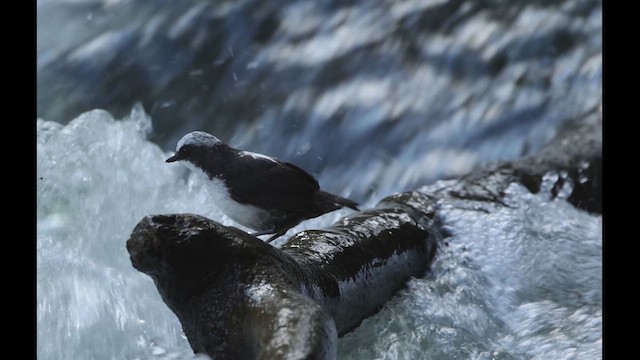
[37,107,232,359]
[338,182,601,359]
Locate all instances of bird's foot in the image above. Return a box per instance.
[254,222,298,243]
[265,230,286,243]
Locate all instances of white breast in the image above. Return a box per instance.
[186,162,272,231]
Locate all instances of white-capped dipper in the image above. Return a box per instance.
[166,131,359,242]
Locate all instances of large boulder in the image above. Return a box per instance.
[127,192,439,359]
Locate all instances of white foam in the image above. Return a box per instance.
[37,107,230,360]
[338,182,602,359]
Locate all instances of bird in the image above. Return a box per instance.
[165,131,359,242]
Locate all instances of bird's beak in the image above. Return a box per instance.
[165,154,179,163]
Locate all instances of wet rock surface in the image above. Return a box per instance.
[127,214,337,359]
[127,192,439,359]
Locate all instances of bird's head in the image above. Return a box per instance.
[165,131,225,164]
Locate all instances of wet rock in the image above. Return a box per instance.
[127,214,336,359]
[127,191,439,359]
[443,107,602,213]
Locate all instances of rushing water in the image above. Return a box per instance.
[339,181,601,359]
[37,0,601,358]
[37,108,601,359]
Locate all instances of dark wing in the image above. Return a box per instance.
[225,152,320,213]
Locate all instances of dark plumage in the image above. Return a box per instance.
[166,131,359,242]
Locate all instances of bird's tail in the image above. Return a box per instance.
[316,191,360,212]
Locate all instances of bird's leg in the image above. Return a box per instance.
[267,221,299,243]
[265,220,302,243]
[265,229,288,243]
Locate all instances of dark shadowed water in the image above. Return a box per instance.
[37,0,601,358]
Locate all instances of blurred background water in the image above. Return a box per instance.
[37,0,602,358]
